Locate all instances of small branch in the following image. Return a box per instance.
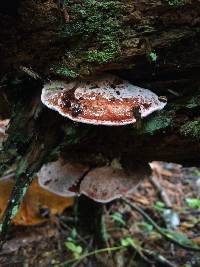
[149,175,172,208]
[122,197,200,252]
[59,246,124,266]
[143,249,177,267]
[149,162,172,208]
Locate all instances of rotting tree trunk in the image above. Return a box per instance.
[1,0,200,78]
[0,0,200,166]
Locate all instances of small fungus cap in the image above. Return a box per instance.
[37,159,89,197]
[41,74,167,126]
[79,166,142,203]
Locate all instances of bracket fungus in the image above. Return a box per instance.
[41,75,167,126]
[38,158,149,203]
[37,159,90,197]
[79,166,142,203]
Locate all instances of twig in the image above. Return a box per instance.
[59,246,124,266]
[143,249,177,267]
[122,197,200,252]
[149,175,172,208]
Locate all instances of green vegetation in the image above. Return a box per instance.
[51,66,80,78]
[149,51,158,62]
[186,198,200,209]
[85,49,117,64]
[141,112,174,135]
[53,0,123,77]
[185,95,200,109]
[167,0,186,6]
[180,120,200,140]
[111,212,126,225]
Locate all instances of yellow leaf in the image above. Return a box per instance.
[0,177,74,225]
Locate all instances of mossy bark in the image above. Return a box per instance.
[0,0,200,77]
[0,0,200,245]
[0,0,200,166]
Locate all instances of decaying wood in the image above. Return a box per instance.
[0,0,200,79]
[0,0,200,245]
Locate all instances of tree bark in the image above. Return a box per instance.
[0,0,200,166]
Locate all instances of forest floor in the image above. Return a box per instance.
[0,162,200,267]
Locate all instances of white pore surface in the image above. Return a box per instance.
[41,74,167,125]
[80,166,141,203]
[37,159,89,197]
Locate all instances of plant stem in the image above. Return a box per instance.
[122,197,200,252]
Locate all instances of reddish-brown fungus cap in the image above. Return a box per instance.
[37,159,89,197]
[41,75,167,126]
[79,166,142,203]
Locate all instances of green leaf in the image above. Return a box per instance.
[65,241,83,255]
[137,222,153,233]
[185,198,200,209]
[121,237,136,247]
[163,229,200,249]
[111,212,126,225]
[149,52,158,62]
[71,228,78,240]
[153,201,165,211]
[121,237,146,259]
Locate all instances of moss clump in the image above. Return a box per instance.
[167,0,186,6]
[57,0,122,71]
[51,66,80,78]
[141,113,174,135]
[180,120,200,140]
[185,95,200,109]
[62,0,121,38]
[85,49,116,64]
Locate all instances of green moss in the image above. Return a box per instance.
[10,205,20,219]
[140,113,174,135]
[185,96,200,109]
[52,66,80,78]
[62,0,121,38]
[85,49,116,64]
[54,0,123,75]
[180,120,200,140]
[149,51,158,62]
[167,0,186,6]
[16,159,28,177]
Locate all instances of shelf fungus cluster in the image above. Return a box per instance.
[41,74,167,126]
[38,158,150,203]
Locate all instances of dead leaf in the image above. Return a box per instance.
[0,177,74,225]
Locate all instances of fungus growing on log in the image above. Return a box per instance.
[37,159,90,197]
[79,166,143,203]
[38,159,150,203]
[41,75,167,126]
